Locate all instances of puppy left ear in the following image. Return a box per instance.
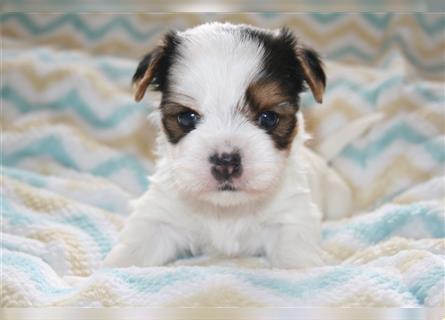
[132,31,178,102]
[132,46,164,102]
[295,46,326,104]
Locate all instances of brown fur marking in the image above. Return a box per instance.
[245,81,298,150]
[161,102,199,144]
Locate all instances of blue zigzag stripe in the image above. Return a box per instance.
[239,266,408,298]
[3,250,75,296]
[2,135,149,190]
[59,214,113,257]
[328,35,445,73]
[2,13,443,71]
[2,197,114,257]
[2,47,136,81]
[0,13,164,42]
[302,76,444,106]
[2,166,128,214]
[326,76,403,106]
[3,135,78,169]
[107,268,205,293]
[413,13,445,35]
[341,122,445,166]
[322,203,445,242]
[2,166,47,188]
[409,266,444,304]
[3,12,444,35]
[307,13,444,34]
[1,86,146,129]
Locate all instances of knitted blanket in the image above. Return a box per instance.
[1,13,444,307]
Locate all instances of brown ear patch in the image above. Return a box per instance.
[134,50,163,102]
[134,51,163,102]
[295,47,326,104]
[132,30,180,102]
[244,81,298,150]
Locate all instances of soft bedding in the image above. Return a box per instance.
[1,13,444,307]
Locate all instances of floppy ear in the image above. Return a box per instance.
[132,31,178,102]
[132,47,164,102]
[295,46,326,104]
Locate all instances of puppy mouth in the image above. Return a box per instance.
[218,183,238,192]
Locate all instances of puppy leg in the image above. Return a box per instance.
[102,215,186,268]
[265,224,327,269]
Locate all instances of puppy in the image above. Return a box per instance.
[103,22,352,269]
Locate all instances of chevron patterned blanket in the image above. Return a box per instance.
[1,13,444,307]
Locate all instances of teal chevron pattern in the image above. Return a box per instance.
[2,47,136,81]
[3,13,444,39]
[322,202,445,242]
[342,122,445,166]
[1,13,444,308]
[0,13,165,41]
[2,13,444,75]
[2,86,145,129]
[2,134,150,192]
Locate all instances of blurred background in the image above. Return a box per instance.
[2,13,444,209]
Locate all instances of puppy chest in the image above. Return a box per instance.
[196,218,263,257]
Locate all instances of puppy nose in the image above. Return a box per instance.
[209,152,242,182]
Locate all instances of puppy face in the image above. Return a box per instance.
[134,23,325,206]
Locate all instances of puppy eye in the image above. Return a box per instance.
[177,111,201,130]
[258,111,279,130]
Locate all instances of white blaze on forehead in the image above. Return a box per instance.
[169,24,265,114]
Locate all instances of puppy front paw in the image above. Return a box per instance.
[102,243,142,268]
[102,218,185,268]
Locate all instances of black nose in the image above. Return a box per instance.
[209,152,242,182]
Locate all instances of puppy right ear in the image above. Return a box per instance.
[132,31,178,102]
[132,48,164,102]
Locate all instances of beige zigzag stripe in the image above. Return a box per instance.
[345,237,445,268]
[1,283,22,307]
[2,175,124,229]
[3,117,157,161]
[305,96,445,140]
[133,12,205,26]
[165,285,266,307]
[394,194,445,206]
[1,176,92,276]
[2,29,154,59]
[1,175,69,213]
[29,229,92,276]
[1,179,117,276]
[3,15,444,61]
[345,155,437,209]
[323,242,359,261]
[282,15,445,53]
[4,121,117,152]
[3,60,132,99]
[330,290,399,307]
[54,283,123,306]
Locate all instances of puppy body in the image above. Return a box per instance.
[104,23,351,269]
[104,115,339,268]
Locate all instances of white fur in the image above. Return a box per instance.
[103,23,353,269]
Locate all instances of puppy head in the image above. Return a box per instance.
[134,23,325,207]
